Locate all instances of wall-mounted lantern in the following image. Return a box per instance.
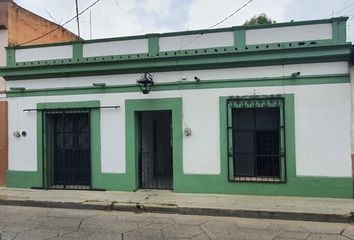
[137,73,154,94]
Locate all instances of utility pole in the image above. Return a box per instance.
[89,10,92,40]
[75,0,81,38]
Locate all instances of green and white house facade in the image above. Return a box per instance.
[0,17,353,198]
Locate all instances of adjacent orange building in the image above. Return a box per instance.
[0,0,80,186]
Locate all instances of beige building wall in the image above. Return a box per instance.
[0,0,9,29]
[7,1,79,46]
[0,29,7,93]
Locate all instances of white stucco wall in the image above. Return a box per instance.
[159,32,234,51]
[7,68,351,177]
[295,84,351,176]
[0,30,8,93]
[246,23,332,45]
[15,45,73,62]
[83,39,148,57]
[351,65,354,153]
[0,30,7,66]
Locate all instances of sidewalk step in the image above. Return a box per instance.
[0,198,352,223]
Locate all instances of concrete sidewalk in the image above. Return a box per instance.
[0,187,353,223]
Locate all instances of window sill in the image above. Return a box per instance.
[232,176,284,183]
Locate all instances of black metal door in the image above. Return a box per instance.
[138,111,173,190]
[139,151,173,189]
[45,111,91,189]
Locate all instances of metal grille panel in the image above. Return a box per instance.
[227,97,285,183]
[139,152,173,189]
[44,110,91,190]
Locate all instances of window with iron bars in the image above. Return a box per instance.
[227,97,286,183]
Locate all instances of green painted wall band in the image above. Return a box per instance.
[6,48,15,66]
[72,42,83,60]
[6,171,42,188]
[7,169,352,198]
[147,34,160,55]
[6,74,350,98]
[233,29,245,49]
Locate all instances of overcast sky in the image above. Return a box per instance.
[13,0,354,42]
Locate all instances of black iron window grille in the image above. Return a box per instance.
[227,97,286,183]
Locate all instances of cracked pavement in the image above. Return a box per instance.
[0,205,353,240]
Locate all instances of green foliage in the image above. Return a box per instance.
[244,13,276,26]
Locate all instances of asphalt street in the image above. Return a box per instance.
[0,205,353,240]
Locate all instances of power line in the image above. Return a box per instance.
[89,10,93,40]
[341,7,354,17]
[180,0,254,50]
[16,0,103,46]
[44,8,61,24]
[114,0,124,11]
[208,0,254,29]
[325,3,354,18]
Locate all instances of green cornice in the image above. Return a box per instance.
[1,43,351,81]
[5,74,349,98]
[1,17,350,81]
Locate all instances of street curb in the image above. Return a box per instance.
[0,199,352,223]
